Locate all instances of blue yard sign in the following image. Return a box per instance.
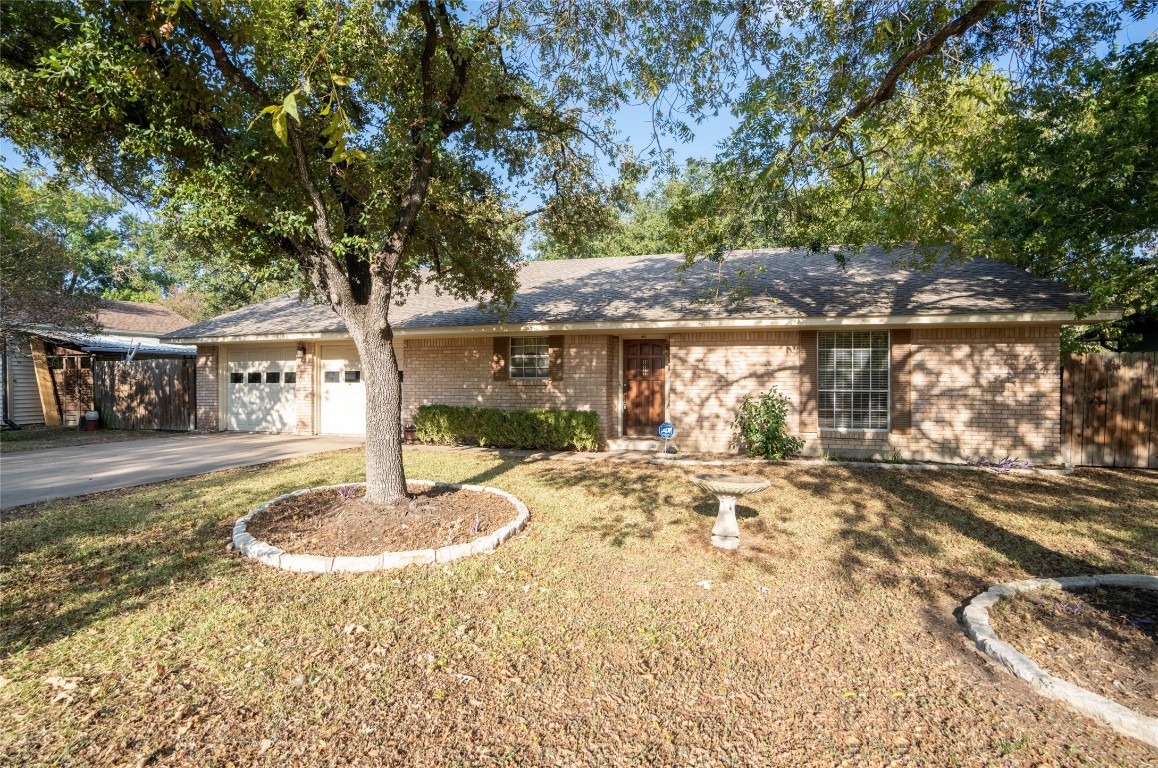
[658,422,675,440]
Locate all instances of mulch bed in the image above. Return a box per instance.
[244,483,517,557]
[990,586,1158,718]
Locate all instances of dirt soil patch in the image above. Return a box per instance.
[991,586,1158,717]
[244,483,517,556]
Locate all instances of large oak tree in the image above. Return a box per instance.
[2,1,627,504]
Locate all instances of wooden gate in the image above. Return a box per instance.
[93,359,196,431]
[1062,352,1157,468]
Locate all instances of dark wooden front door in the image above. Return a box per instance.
[623,340,667,435]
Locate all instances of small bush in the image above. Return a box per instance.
[413,405,602,451]
[733,387,804,460]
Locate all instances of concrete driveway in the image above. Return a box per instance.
[0,433,364,509]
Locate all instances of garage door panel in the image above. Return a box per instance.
[320,344,365,435]
[226,347,297,433]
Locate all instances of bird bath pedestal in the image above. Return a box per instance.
[688,473,771,550]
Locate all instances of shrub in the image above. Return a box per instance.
[413,405,602,451]
[733,387,804,460]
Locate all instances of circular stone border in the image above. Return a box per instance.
[961,574,1158,748]
[231,481,530,573]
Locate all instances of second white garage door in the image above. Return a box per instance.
[226,346,298,432]
[319,344,366,435]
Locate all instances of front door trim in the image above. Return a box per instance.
[621,337,668,437]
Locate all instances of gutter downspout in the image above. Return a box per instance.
[1,331,11,426]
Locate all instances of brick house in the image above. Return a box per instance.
[165,249,1113,462]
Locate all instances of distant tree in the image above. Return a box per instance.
[0,169,110,338]
[533,182,677,259]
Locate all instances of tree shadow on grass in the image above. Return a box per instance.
[531,462,689,546]
[0,484,239,658]
[445,458,525,490]
[779,467,1158,603]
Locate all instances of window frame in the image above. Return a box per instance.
[508,336,550,380]
[816,330,891,432]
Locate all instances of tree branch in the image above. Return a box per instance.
[185,7,354,312]
[827,0,1001,140]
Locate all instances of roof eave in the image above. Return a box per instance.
[167,309,1120,345]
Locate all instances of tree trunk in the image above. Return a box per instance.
[349,322,408,505]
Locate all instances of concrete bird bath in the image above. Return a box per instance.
[688,473,771,550]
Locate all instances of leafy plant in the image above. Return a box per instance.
[413,405,601,452]
[732,388,803,460]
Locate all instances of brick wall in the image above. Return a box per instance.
[402,335,616,442]
[294,342,316,434]
[668,331,803,454]
[667,326,1063,463]
[195,345,219,432]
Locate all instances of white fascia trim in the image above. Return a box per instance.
[167,330,353,345]
[170,309,1121,345]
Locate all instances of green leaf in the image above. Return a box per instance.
[272,109,288,145]
[331,75,352,87]
[282,92,300,124]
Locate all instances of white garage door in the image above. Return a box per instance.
[226,346,298,432]
[320,344,365,435]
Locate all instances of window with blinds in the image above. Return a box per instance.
[817,331,890,430]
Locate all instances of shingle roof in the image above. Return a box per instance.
[98,300,191,335]
[165,248,1090,340]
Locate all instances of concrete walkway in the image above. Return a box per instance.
[0,433,363,509]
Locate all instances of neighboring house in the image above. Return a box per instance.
[1,299,194,427]
[165,248,1113,463]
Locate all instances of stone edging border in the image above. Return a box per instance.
[650,457,1074,475]
[961,574,1158,748]
[231,481,530,573]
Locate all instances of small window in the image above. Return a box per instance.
[324,371,340,384]
[230,372,244,384]
[344,370,361,383]
[265,371,281,384]
[247,371,262,384]
[284,371,297,385]
[509,337,549,379]
[79,357,92,369]
[47,357,65,370]
[818,331,890,430]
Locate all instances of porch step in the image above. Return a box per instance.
[606,437,669,452]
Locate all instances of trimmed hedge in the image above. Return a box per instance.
[413,405,602,452]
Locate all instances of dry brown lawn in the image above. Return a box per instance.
[1,448,1156,767]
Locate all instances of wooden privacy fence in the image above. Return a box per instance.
[93,359,196,431]
[1062,352,1157,468]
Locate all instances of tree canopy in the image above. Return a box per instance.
[1,0,631,503]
